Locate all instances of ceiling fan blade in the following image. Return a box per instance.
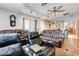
[48,10,53,12]
[64,13,69,15]
[48,12,53,15]
[57,5,63,10]
[47,12,56,16]
[56,10,65,12]
[48,9,55,16]
[48,7,56,13]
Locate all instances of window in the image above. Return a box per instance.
[24,19,36,32]
[24,20,30,30]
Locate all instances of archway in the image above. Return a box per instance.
[76,20,79,39]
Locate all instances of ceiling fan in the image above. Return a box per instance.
[48,5,65,16]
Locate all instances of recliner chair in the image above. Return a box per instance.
[41,30,64,48]
[28,32,55,56]
[0,33,25,56]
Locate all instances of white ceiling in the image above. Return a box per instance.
[0,3,79,20]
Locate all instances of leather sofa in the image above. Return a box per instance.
[41,30,64,48]
[0,29,28,40]
[0,33,25,56]
[28,32,55,56]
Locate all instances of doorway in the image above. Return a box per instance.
[76,20,79,39]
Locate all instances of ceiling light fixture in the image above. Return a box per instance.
[41,3,48,6]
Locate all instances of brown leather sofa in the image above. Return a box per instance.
[0,29,28,40]
[40,30,64,48]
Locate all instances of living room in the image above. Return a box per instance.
[0,3,79,56]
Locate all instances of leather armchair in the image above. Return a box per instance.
[0,33,25,56]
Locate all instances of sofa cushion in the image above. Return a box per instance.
[0,43,23,56]
[0,33,20,47]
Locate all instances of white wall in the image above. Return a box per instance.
[62,13,79,29]
[0,8,37,32]
[0,9,24,30]
[37,20,50,33]
[56,13,79,34]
